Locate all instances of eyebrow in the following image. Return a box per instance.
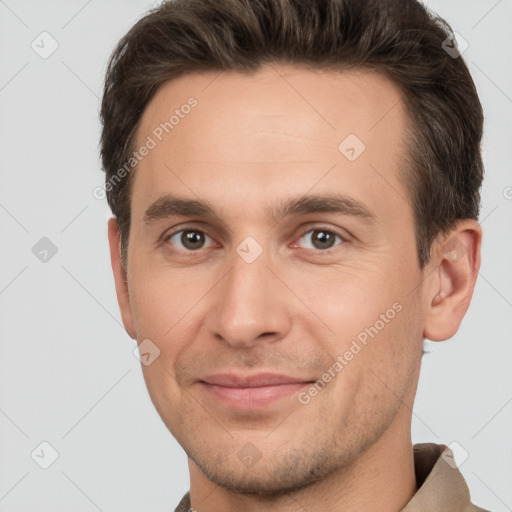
[143,193,376,226]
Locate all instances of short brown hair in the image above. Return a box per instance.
[100,0,484,272]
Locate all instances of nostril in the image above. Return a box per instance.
[258,332,278,340]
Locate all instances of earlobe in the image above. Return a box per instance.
[107,217,137,340]
[423,220,482,342]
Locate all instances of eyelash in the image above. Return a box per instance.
[162,225,348,255]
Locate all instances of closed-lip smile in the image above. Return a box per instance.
[198,373,313,410]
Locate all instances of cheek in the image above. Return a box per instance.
[128,270,211,389]
[291,265,423,378]
[336,299,422,424]
[285,265,401,335]
[128,268,200,339]
[359,295,423,393]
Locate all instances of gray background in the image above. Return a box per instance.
[0,0,511,510]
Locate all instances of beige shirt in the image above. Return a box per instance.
[174,443,490,511]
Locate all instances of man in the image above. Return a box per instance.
[100,0,489,510]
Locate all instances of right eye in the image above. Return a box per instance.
[165,228,216,252]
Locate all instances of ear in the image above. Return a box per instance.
[423,219,482,341]
[107,217,137,340]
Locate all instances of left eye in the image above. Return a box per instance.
[296,228,344,251]
[166,229,215,251]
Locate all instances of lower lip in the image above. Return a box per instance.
[199,382,309,409]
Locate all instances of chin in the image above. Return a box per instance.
[188,444,344,497]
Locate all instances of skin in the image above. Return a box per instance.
[108,64,481,512]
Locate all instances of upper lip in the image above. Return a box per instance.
[200,373,312,388]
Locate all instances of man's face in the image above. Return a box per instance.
[116,65,428,494]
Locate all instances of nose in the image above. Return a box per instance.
[204,246,292,349]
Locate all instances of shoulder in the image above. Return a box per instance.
[173,491,191,512]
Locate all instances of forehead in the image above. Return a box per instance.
[131,64,409,222]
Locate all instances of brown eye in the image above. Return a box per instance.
[297,228,344,251]
[166,229,213,251]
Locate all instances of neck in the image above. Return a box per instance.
[187,410,417,512]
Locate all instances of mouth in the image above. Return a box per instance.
[198,373,314,410]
